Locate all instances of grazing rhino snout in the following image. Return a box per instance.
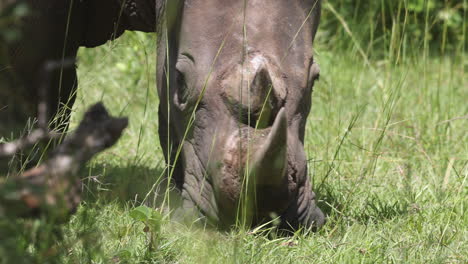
[205,54,303,228]
[157,0,325,231]
[208,106,290,227]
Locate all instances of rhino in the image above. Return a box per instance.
[1,0,324,231]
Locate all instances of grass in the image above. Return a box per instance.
[53,25,467,263]
[1,2,467,263]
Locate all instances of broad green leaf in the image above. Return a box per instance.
[147,210,163,233]
[129,206,152,222]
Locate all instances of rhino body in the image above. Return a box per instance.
[0,0,324,231]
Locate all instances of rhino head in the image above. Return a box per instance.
[157,0,324,230]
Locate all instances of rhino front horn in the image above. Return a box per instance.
[248,107,288,186]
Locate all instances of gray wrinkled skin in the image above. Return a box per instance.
[1,0,325,231]
[157,0,324,230]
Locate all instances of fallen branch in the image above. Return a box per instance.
[0,102,128,218]
[0,128,61,158]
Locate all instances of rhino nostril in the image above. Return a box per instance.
[221,58,285,129]
[222,90,281,129]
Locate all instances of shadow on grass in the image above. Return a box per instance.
[315,184,410,226]
[80,163,183,209]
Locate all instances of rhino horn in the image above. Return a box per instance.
[248,107,288,186]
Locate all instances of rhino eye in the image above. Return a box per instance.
[175,69,189,108]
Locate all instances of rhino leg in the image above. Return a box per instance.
[2,0,86,135]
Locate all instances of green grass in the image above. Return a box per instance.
[2,1,467,261]
[42,27,466,263]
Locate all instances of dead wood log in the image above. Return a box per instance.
[0,102,128,219]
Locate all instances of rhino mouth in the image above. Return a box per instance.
[172,87,325,230]
[202,108,299,227]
